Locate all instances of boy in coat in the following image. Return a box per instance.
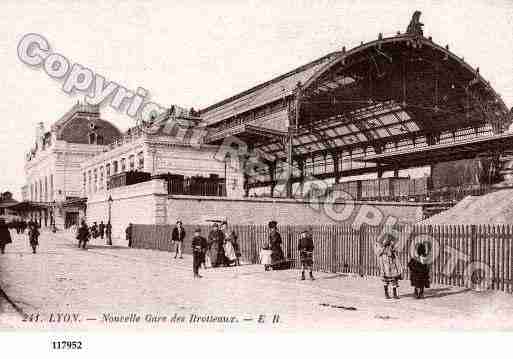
[171,220,186,259]
[192,228,208,278]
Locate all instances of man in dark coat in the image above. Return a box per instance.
[268,221,285,270]
[99,221,105,240]
[0,219,12,254]
[171,220,186,259]
[298,229,315,280]
[191,228,208,278]
[76,220,90,249]
[208,223,226,267]
[126,223,133,248]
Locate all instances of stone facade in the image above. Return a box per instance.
[86,180,168,244]
[22,103,122,228]
[81,114,246,199]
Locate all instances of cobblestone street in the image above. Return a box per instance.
[1,229,513,331]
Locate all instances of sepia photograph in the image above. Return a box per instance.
[0,0,512,355]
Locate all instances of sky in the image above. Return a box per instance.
[1,0,512,199]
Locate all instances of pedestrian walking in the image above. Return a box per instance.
[192,228,208,278]
[375,237,402,299]
[0,219,12,254]
[99,221,105,240]
[268,220,285,270]
[91,222,99,239]
[298,229,314,280]
[76,220,90,249]
[126,223,133,248]
[408,243,430,299]
[14,219,21,234]
[28,222,40,254]
[171,220,186,259]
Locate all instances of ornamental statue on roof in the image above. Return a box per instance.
[406,10,424,36]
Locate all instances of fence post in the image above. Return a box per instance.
[358,224,365,277]
[470,224,477,289]
[331,225,337,273]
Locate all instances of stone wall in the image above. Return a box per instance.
[86,179,167,245]
[166,195,425,226]
[85,179,427,246]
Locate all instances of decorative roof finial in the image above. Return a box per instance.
[406,10,424,36]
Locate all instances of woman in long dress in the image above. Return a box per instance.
[208,223,226,267]
[268,221,285,270]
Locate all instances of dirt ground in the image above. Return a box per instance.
[1,230,513,331]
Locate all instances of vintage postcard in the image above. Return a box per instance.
[1,0,513,354]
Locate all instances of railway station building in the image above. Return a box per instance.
[17,13,513,241]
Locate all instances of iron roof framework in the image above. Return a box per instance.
[201,16,511,197]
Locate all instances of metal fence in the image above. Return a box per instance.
[131,223,513,293]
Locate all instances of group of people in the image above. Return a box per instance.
[261,220,431,299]
[75,219,112,249]
[89,221,112,241]
[10,219,28,234]
[170,220,242,278]
[0,218,41,254]
[375,236,431,300]
[81,216,431,299]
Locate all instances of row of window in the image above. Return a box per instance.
[83,151,144,194]
[29,174,54,203]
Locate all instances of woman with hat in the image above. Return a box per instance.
[268,220,285,270]
[208,222,226,267]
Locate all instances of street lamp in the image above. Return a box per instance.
[107,195,113,245]
[51,200,57,233]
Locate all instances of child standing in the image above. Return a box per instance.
[298,230,315,280]
[375,237,402,299]
[408,243,430,299]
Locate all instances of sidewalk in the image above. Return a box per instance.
[1,229,512,330]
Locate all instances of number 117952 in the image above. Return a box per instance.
[51,341,83,350]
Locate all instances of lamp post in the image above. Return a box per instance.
[224,154,228,197]
[107,195,113,245]
[51,200,57,233]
